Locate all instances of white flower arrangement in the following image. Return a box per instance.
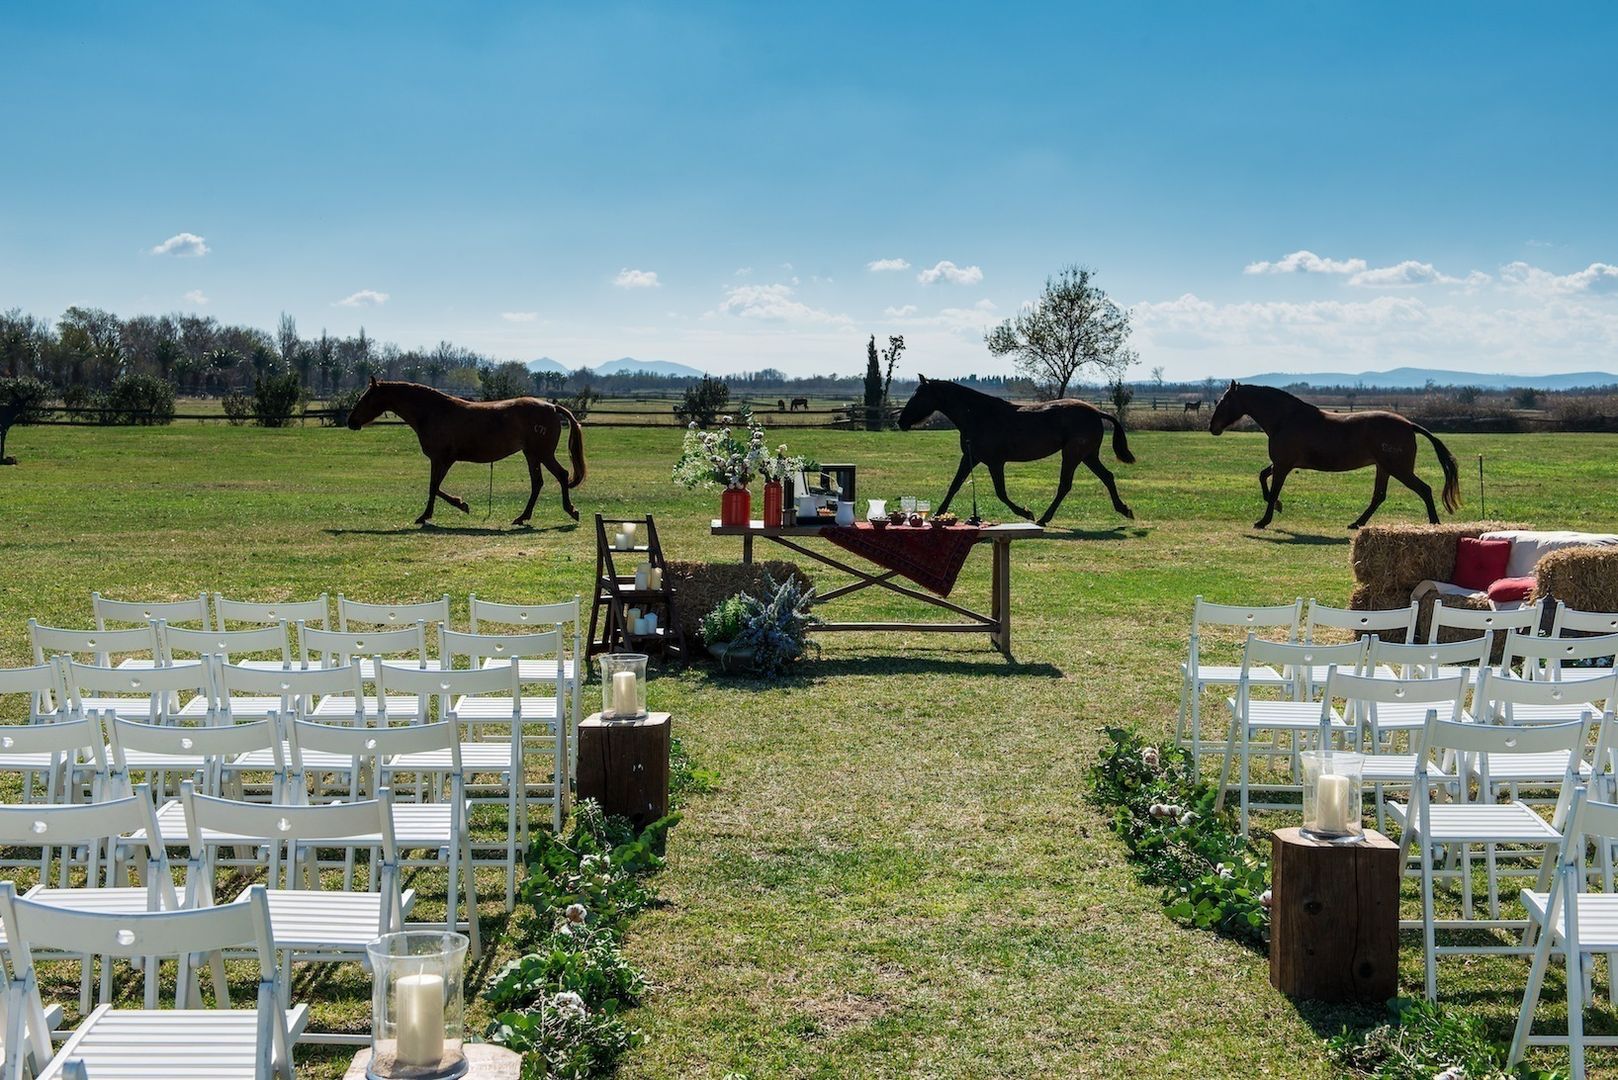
[674,412,807,490]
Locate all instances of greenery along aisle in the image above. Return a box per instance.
[1087,729,1566,1080]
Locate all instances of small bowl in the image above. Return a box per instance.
[908,513,924,527]
[869,518,888,529]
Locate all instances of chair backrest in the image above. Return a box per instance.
[0,714,105,766]
[376,662,522,723]
[0,662,65,723]
[181,781,397,898]
[1427,598,1545,644]
[297,622,429,669]
[1551,602,1618,638]
[65,659,210,722]
[1423,712,1589,758]
[214,592,330,632]
[1501,630,1618,680]
[1305,600,1419,643]
[161,621,291,667]
[468,595,580,632]
[1477,667,1618,725]
[288,716,461,774]
[1323,669,1467,737]
[1368,635,1492,679]
[338,595,451,637]
[0,879,286,1071]
[1191,597,1302,636]
[30,620,157,668]
[216,660,362,722]
[92,591,209,630]
[440,626,564,669]
[108,714,279,769]
[0,788,169,894]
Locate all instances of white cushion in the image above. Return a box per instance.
[1482,530,1618,580]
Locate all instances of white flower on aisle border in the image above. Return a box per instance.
[552,990,587,1018]
[1178,811,1196,827]
[1260,889,1272,908]
[565,903,588,925]
[1433,1068,1464,1080]
[1140,746,1160,769]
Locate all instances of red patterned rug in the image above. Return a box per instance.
[819,523,986,596]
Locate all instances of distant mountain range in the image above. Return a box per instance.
[526,356,707,378]
[1243,367,1618,391]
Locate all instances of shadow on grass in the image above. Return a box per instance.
[325,522,580,537]
[1249,527,1351,547]
[1039,524,1153,542]
[685,653,1065,683]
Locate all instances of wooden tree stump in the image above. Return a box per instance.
[1269,827,1399,1003]
[575,712,671,829]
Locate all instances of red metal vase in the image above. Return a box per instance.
[720,487,752,527]
[762,481,783,529]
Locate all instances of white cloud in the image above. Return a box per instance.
[867,258,911,272]
[1348,261,1490,289]
[886,298,998,333]
[883,304,918,318]
[916,260,984,286]
[183,289,209,305]
[1501,261,1618,296]
[336,289,389,308]
[501,311,539,323]
[713,283,850,325]
[733,266,753,277]
[613,268,661,289]
[150,232,209,257]
[1243,250,1366,275]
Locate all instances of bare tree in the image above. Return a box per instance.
[985,265,1133,399]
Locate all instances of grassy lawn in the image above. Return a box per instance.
[3,420,1618,1077]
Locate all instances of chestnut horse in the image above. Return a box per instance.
[346,378,586,525]
[896,375,1135,525]
[1209,380,1460,530]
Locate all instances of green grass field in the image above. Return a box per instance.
[3,420,1618,1077]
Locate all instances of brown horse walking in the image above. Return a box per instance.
[1208,380,1460,530]
[896,375,1135,525]
[347,378,586,526]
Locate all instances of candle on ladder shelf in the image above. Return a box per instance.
[613,531,628,551]
[394,970,446,1067]
[648,565,663,590]
[611,670,638,717]
[623,521,638,541]
[635,562,651,590]
[625,607,641,628]
[645,612,657,633]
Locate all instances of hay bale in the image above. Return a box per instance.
[1533,546,1618,614]
[1349,522,1528,612]
[664,559,812,649]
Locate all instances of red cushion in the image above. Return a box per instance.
[1453,537,1512,591]
[1487,576,1536,604]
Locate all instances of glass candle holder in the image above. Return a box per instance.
[366,931,469,1080]
[1302,751,1365,844]
[601,652,648,720]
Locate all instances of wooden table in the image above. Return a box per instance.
[710,520,1044,658]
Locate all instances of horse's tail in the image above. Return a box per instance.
[558,405,587,489]
[1413,422,1461,512]
[1100,410,1136,464]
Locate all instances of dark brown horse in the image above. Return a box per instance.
[896,376,1135,525]
[347,378,586,526]
[1208,380,1460,530]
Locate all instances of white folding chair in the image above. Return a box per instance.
[1322,668,1466,832]
[287,717,480,958]
[0,662,64,725]
[337,596,450,670]
[1474,668,1617,807]
[63,658,208,725]
[1176,597,1302,777]
[28,623,158,706]
[1214,635,1366,835]
[0,665,84,803]
[91,591,210,637]
[0,881,302,1080]
[1304,599,1419,649]
[106,715,285,802]
[0,790,176,1013]
[1427,598,1546,665]
[1501,630,1618,685]
[1390,712,1586,1000]
[179,782,405,1042]
[1510,777,1618,1076]
[469,595,583,770]
[1551,602,1618,639]
[160,623,293,720]
[213,593,330,634]
[298,623,430,717]
[380,659,544,910]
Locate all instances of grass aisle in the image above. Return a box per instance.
[3,423,1617,1077]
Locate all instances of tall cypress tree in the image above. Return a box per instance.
[862,334,883,431]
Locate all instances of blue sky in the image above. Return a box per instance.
[3,2,1615,379]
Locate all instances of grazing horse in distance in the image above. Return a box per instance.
[1183,400,1202,414]
[346,378,586,526]
[790,397,809,411]
[896,375,1136,525]
[1209,380,1460,530]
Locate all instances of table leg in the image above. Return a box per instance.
[992,539,1012,657]
[742,534,754,565]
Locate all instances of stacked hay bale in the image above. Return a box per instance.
[1533,547,1618,615]
[1348,522,1528,641]
[663,559,812,651]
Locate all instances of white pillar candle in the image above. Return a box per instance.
[623,522,637,539]
[612,670,638,716]
[648,566,663,590]
[634,568,649,591]
[645,612,657,632]
[394,971,445,1067]
[1315,774,1354,834]
[613,532,628,550]
[625,607,641,626]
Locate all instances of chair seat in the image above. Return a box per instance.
[71,698,168,721]
[38,1003,308,1079]
[228,742,346,772]
[1360,755,1454,783]
[480,657,578,683]
[360,659,441,679]
[203,696,286,720]
[388,744,517,773]
[259,888,410,949]
[116,747,209,772]
[1476,750,1592,783]
[1388,800,1562,843]
[1229,699,1348,731]
[450,695,559,722]
[0,887,159,948]
[1495,702,1603,725]
[1363,702,1475,731]
[309,695,421,718]
[1521,890,1618,950]
[1185,662,1287,687]
[0,750,91,771]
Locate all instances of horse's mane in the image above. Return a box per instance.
[928,379,1017,414]
[375,380,464,405]
[1238,382,1324,419]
